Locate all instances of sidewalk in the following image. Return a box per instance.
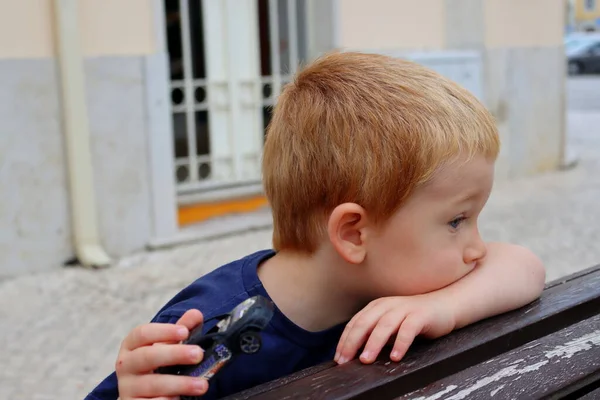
[1,111,599,399]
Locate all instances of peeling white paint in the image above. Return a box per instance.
[490,384,505,396]
[545,330,600,360]
[411,385,458,400]
[417,360,548,400]
[522,342,542,351]
[406,327,600,399]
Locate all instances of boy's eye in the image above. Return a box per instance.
[448,216,466,229]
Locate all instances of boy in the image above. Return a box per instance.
[87,52,546,400]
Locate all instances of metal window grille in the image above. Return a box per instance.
[165,0,307,195]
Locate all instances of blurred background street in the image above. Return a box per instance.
[568,76,600,110]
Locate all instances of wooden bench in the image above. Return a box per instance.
[225,265,600,399]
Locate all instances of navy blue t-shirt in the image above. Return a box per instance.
[86,250,346,399]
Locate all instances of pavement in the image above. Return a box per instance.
[1,78,600,399]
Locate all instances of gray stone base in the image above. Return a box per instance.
[0,56,157,276]
[485,46,566,179]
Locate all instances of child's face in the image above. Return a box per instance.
[365,155,495,297]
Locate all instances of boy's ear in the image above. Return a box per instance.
[327,203,368,265]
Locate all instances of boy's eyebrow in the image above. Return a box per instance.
[449,190,481,205]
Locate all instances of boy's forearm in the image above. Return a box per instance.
[433,242,546,330]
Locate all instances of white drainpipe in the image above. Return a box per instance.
[53,0,111,268]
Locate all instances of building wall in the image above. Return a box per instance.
[0,0,164,276]
[483,0,566,179]
[485,0,564,48]
[0,59,71,277]
[84,57,154,259]
[337,0,445,50]
[574,0,600,22]
[0,0,155,58]
[330,0,567,181]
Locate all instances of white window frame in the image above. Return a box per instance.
[171,0,307,200]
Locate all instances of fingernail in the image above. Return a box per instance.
[189,346,202,360]
[177,327,188,337]
[338,356,347,365]
[360,351,372,362]
[192,379,207,393]
[391,351,400,360]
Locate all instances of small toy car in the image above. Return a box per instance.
[157,295,274,382]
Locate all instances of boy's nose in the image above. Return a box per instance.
[464,234,487,264]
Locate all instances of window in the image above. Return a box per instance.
[165,0,308,191]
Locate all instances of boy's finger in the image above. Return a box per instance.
[335,300,385,361]
[335,300,392,363]
[390,314,425,362]
[359,314,404,364]
[335,318,364,363]
[126,373,208,398]
[126,343,203,373]
[335,319,355,361]
[123,324,189,351]
[176,309,204,331]
[336,312,383,364]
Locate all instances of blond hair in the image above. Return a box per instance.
[262,51,499,253]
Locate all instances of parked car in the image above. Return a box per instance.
[566,34,600,75]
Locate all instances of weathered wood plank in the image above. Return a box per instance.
[222,362,338,399]
[225,267,600,400]
[398,314,600,400]
[545,264,600,289]
[576,385,600,399]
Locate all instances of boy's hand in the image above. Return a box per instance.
[334,295,455,365]
[116,309,209,399]
[334,243,545,367]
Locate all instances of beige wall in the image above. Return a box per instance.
[484,0,564,48]
[0,0,156,59]
[336,0,564,50]
[337,0,446,50]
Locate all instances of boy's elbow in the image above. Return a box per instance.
[487,242,546,299]
[510,244,546,298]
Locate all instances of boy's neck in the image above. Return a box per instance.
[257,248,367,332]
